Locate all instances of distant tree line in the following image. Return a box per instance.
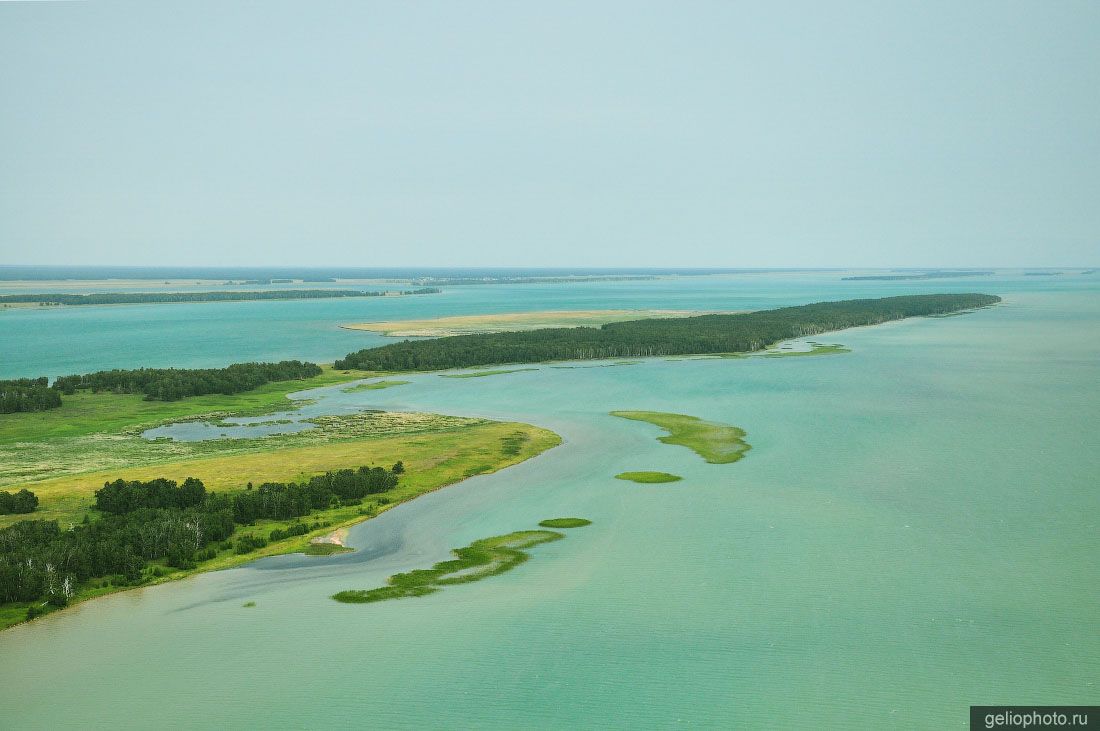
[2,361,327,412]
[1,464,404,613]
[335,293,1002,371]
[0,377,61,413]
[0,489,38,515]
[0,287,440,306]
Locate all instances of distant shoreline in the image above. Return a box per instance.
[0,288,441,308]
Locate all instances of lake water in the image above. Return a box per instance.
[0,270,1081,378]
[0,272,1097,728]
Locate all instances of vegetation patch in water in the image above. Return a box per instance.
[611,411,750,464]
[332,528,570,603]
[537,517,592,528]
[440,368,538,379]
[342,380,410,392]
[614,471,683,483]
[757,342,850,358]
[302,542,354,556]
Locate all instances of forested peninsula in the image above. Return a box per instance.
[0,288,440,306]
[335,293,1000,371]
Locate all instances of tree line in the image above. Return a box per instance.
[1,463,404,614]
[0,489,38,515]
[334,293,1002,371]
[0,377,61,413]
[0,287,441,306]
[52,360,323,402]
[3,360,325,413]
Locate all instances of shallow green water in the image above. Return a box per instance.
[0,275,1097,728]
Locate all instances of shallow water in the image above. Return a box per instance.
[0,274,1097,729]
[0,270,1082,378]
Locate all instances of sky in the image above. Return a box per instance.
[0,1,1097,268]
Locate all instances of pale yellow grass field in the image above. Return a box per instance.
[342,309,734,337]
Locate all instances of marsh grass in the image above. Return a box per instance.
[333,529,569,604]
[439,368,539,379]
[614,471,683,483]
[342,380,410,392]
[0,410,487,494]
[610,410,750,464]
[758,342,850,357]
[0,419,559,532]
[537,518,592,528]
[301,543,353,556]
[0,365,373,445]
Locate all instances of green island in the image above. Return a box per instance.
[334,294,1000,371]
[0,288,440,307]
[342,379,410,392]
[538,517,592,528]
[0,365,561,631]
[611,411,751,464]
[614,471,683,483]
[333,519,590,604]
[440,368,539,379]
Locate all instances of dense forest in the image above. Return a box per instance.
[0,287,440,306]
[1,465,403,614]
[52,360,322,402]
[335,293,1001,371]
[0,489,38,515]
[0,377,61,413]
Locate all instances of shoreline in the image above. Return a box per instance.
[0,418,562,633]
[311,527,349,547]
[0,289,439,310]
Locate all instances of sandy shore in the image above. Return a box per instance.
[342,309,735,337]
[310,527,349,547]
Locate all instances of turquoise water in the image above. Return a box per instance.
[0,271,1080,378]
[0,274,1097,728]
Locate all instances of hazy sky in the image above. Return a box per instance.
[1,1,1097,267]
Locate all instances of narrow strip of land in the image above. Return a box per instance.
[335,294,1001,371]
[342,309,725,337]
[0,288,439,307]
